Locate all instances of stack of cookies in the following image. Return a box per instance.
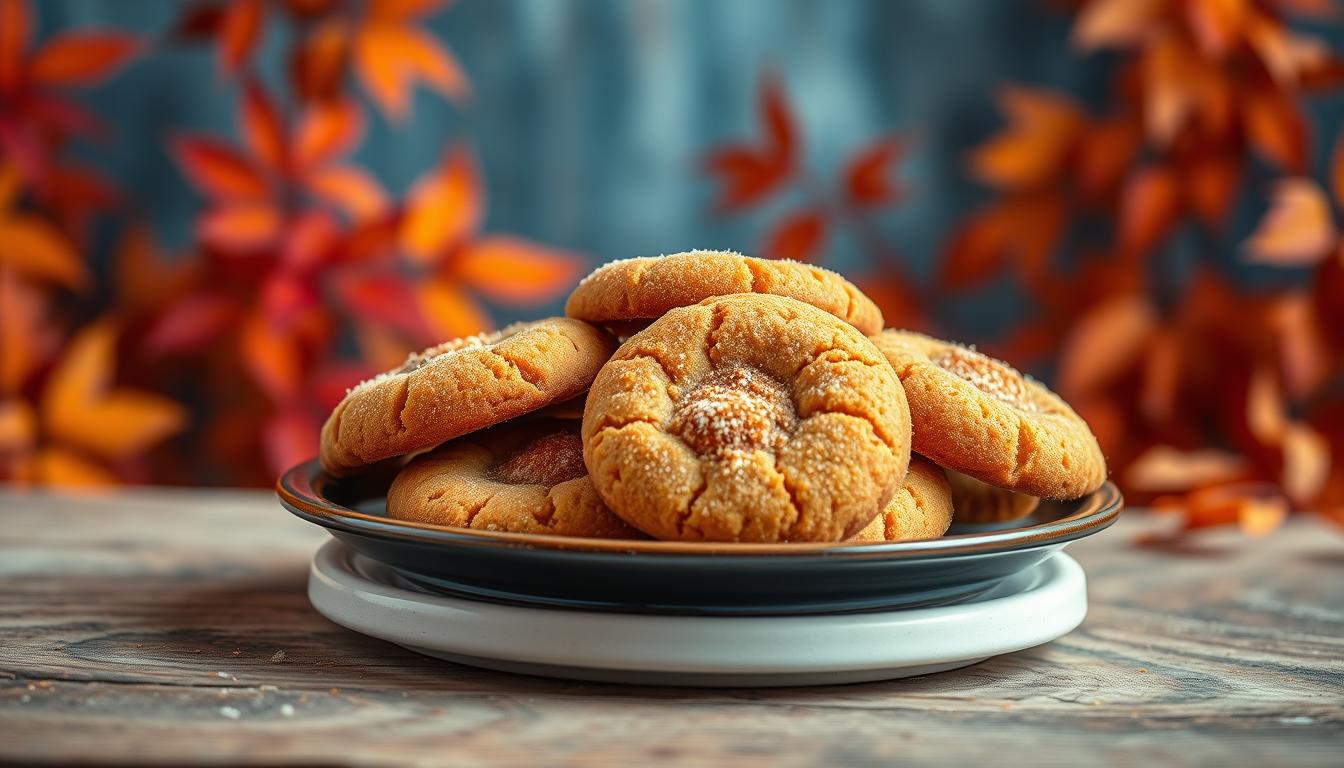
[319,250,1107,543]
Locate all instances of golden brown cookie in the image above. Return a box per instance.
[852,455,953,542]
[320,318,614,476]
[565,250,884,335]
[946,468,1041,523]
[870,330,1106,500]
[582,293,911,542]
[386,419,642,538]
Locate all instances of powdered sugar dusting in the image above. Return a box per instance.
[671,364,798,456]
[932,346,1039,412]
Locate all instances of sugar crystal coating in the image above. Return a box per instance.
[670,364,798,456]
[931,346,1038,412]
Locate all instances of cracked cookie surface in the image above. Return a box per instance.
[851,455,953,542]
[387,419,642,538]
[582,294,910,542]
[870,330,1106,500]
[565,250,884,335]
[320,317,614,476]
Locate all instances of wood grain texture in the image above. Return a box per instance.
[0,489,1341,767]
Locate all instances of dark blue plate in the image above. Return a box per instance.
[278,458,1121,616]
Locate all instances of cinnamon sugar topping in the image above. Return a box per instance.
[491,430,587,487]
[671,364,798,455]
[931,346,1038,412]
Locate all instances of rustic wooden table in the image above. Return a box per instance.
[1,490,1340,766]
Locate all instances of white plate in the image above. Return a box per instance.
[308,540,1087,686]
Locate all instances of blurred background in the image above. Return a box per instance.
[1,0,1341,533]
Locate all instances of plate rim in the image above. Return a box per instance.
[277,457,1122,560]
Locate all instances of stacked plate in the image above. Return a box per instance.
[279,459,1121,686]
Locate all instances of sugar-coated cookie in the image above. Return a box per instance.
[870,330,1106,500]
[320,318,614,476]
[583,294,911,542]
[565,250,884,335]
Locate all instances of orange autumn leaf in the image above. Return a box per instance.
[762,208,828,263]
[1331,129,1344,207]
[1281,423,1329,504]
[1186,0,1246,58]
[291,16,348,103]
[1125,446,1248,493]
[26,446,117,487]
[1071,0,1164,50]
[454,236,581,306]
[0,212,88,289]
[305,164,387,222]
[400,147,481,265]
[40,321,185,461]
[0,269,57,394]
[353,17,468,121]
[198,203,284,252]
[941,193,1065,288]
[0,398,37,454]
[1155,486,1289,536]
[1056,294,1157,397]
[172,137,270,200]
[241,79,287,171]
[1242,85,1309,172]
[1184,153,1242,229]
[29,32,140,86]
[968,87,1083,189]
[417,279,491,340]
[240,311,304,401]
[1246,179,1337,265]
[294,99,363,171]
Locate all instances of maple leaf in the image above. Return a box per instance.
[398,147,581,339]
[762,208,828,263]
[703,73,796,212]
[968,87,1084,190]
[843,138,906,208]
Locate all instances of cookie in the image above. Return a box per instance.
[565,250,884,335]
[582,293,911,542]
[852,455,954,542]
[320,318,614,476]
[387,419,641,538]
[946,468,1040,524]
[870,330,1106,500]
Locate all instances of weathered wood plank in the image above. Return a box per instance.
[0,490,1340,766]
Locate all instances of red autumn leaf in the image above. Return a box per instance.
[331,271,426,338]
[1244,14,1328,87]
[29,33,140,86]
[703,74,795,211]
[219,0,263,76]
[240,79,286,172]
[762,208,828,263]
[40,321,186,461]
[1075,117,1141,200]
[968,87,1083,189]
[456,236,582,305]
[400,147,481,265]
[843,138,905,207]
[369,0,446,20]
[143,292,239,355]
[198,203,284,252]
[1242,85,1309,173]
[940,193,1065,288]
[291,17,348,103]
[1184,153,1242,230]
[0,0,30,91]
[1118,165,1183,257]
[1330,129,1344,207]
[1245,179,1337,265]
[262,405,320,479]
[280,209,340,271]
[172,137,270,200]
